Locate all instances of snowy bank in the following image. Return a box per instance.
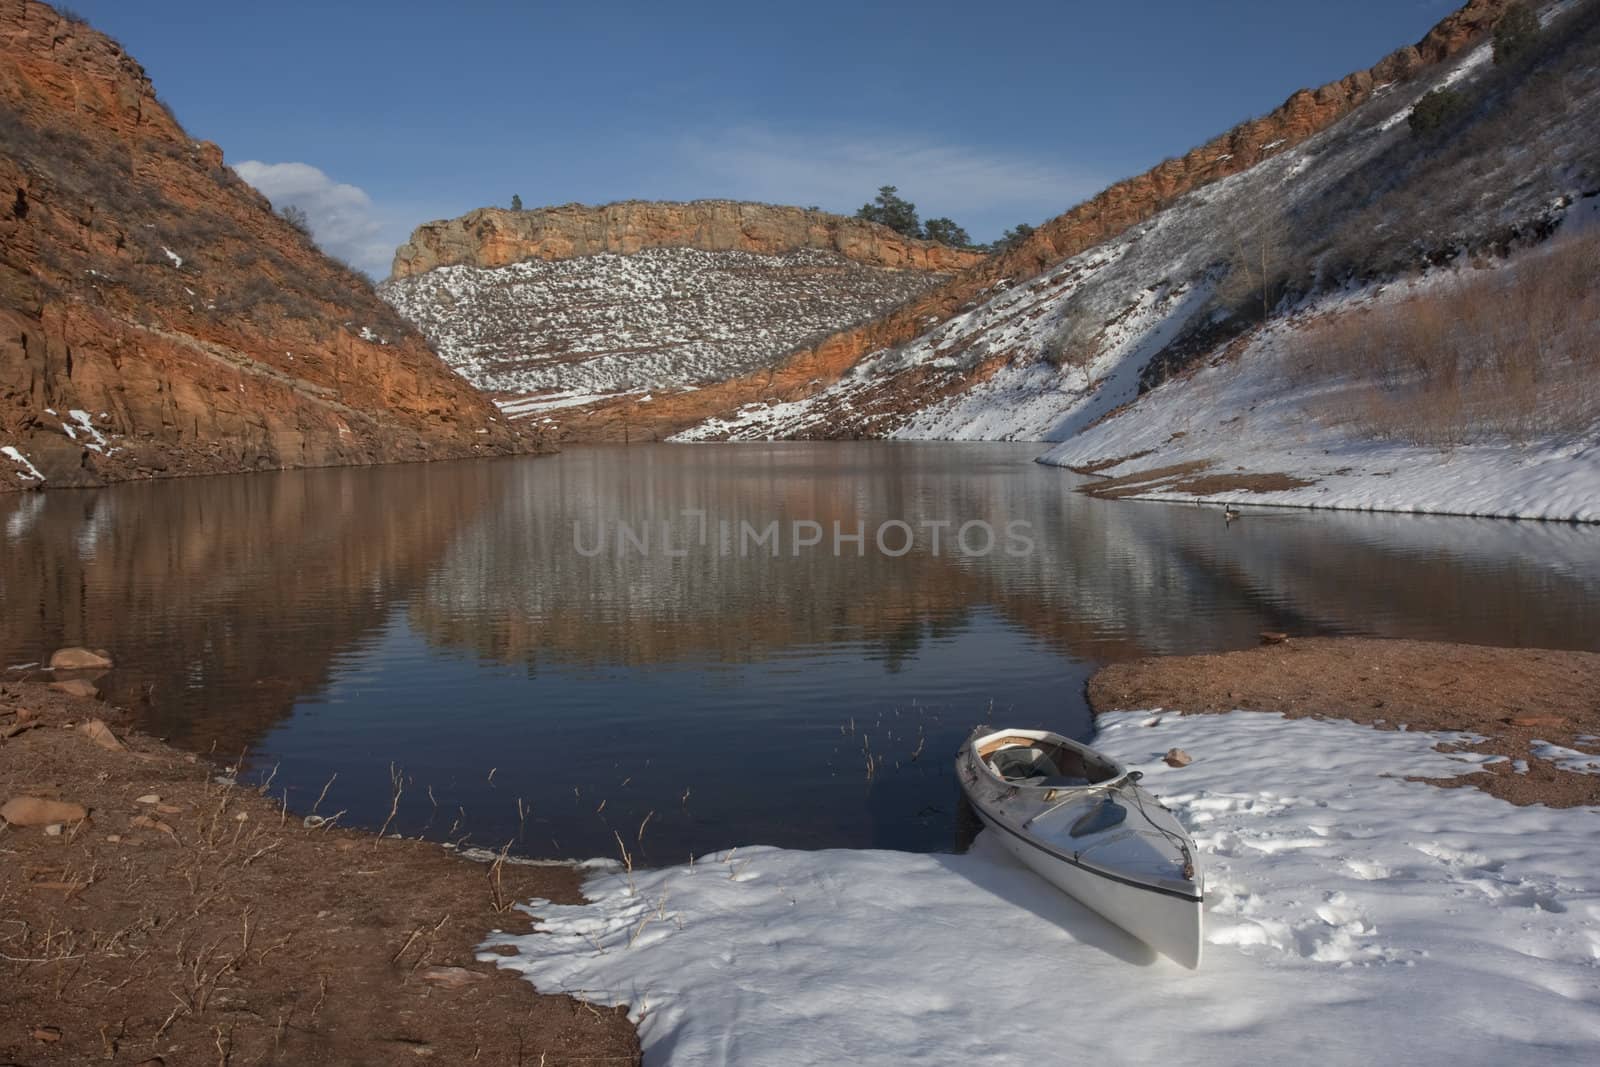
[485,712,1600,1065]
[1038,264,1600,524]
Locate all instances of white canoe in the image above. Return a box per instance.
[957,727,1204,969]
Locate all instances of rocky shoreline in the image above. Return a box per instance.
[0,673,640,1066]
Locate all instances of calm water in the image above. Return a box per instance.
[5,443,1599,861]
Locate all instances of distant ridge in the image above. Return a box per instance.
[390,200,986,279]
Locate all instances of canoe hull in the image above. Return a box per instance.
[958,730,1204,969]
[968,798,1204,969]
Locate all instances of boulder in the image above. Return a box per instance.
[1163,748,1194,768]
[76,718,124,750]
[2,796,89,826]
[49,647,113,670]
[49,678,100,698]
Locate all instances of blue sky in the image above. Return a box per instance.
[69,0,1462,275]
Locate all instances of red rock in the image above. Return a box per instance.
[393,202,985,279]
[0,0,541,488]
[76,718,123,750]
[549,0,1517,443]
[2,796,88,826]
[420,965,486,989]
[48,647,112,670]
[50,678,99,698]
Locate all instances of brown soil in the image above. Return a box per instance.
[1072,461,1212,499]
[0,682,640,1066]
[1071,460,1319,499]
[1070,450,1154,475]
[1087,637,1600,807]
[1163,472,1318,495]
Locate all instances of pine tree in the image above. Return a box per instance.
[511,194,523,211]
[922,218,971,247]
[995,223,1036,251]
[1493,3,1539,65]
[855,186,921,238]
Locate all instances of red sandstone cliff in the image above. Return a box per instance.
[390,201,986,279]
[0,0,533,489]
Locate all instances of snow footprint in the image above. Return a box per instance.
[1410,840,1566,912]
[1343,859,1392,881]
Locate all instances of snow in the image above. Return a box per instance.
[496,389,652,417]
[65,409,112,454]
[1532,741,1600,776]
[2,445,44,482]
[486,712,1600,1066]
[1379,42,1493,132]
[382,247,949,409]
[673,16,1594,455]
[161,246,184,269]
[1038,267,1600,524]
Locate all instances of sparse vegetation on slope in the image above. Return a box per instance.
[1301,227,1600,446]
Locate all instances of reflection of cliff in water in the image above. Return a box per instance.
[0,461,504,752]
[408,444,1600,673]
[4,444,1598,764]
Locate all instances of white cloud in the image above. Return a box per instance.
[233,160,396,277]
[667,126,1104,240]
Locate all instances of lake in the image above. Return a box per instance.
[5,442,1599,862]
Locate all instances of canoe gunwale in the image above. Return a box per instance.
[964,791,1204,905]
[959,731,1203,906]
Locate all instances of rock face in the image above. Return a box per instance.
[390,201,984,279]
[381,246,958,413]
[0,0,534,491]
[555,0,1517,442]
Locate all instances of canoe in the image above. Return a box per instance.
[957,727,1204,969]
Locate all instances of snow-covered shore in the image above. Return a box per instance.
[1037,261,1600,525]
[485,711,1600,1065]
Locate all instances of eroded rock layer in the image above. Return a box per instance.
[390,201,985,279]
[0,0,532,490]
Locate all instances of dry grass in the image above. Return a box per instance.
[1301,227,1600,446]
[0,682,640,1066]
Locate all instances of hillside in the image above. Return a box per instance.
[380,201,981,433]
[676,0,1598,451]
[0,0,529,490]
[548,0,1526,442]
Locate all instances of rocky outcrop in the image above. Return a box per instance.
[0,0,534,490]
[390,201,985,278]
[555,0,1517,442]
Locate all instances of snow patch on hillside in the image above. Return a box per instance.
[2,445,44,483]
[381,247,948,411]
[675,16,1597,449]
[1038,267,1600,524]
[485,711,1600,1066]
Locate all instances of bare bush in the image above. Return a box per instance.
[1301,227,1600,446]
[1220,206,1293,322]
[1041,311,1104,389]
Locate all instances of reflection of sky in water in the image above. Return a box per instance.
[3,442,1598,856]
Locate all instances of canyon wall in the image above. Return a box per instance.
[390,200,986,278]
[0,0,533,490]
[555,0,1517,442]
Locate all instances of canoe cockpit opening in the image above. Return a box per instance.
[977,735,1120,789]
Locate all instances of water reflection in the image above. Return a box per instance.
[3,443,1597,856]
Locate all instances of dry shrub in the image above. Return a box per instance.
[1302,226,1600,446]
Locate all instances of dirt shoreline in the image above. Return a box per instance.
[1087,636,1600,807]
[0,680,640,1066]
